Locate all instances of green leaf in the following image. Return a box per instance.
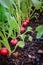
[36,25,43,39]
[3,39,11,53]
[0,0,14,9]
[32,0,41,9]
[10,16,20,34]
[17,41,25,48]
[0,43,2,50]
[21,1,27,13]
[28,35,32,42]
[27,26,32,32]
[0,32,11,53]
[36,32,43,39]
[36,25,43,32]
[5,12,20,37]
[0,31,4,39]
[20,34,26,40]
[0,5,6,22]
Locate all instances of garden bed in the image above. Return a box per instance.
[0,11,43,65]
[0,0,43,65]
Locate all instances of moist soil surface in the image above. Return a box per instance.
[0,11,43,65]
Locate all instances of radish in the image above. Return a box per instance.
[0,47,8,56]
[10,39,18,45]
[20,27,25,33]
[22,21,27,27]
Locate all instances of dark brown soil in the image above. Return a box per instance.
[0,11,43,65]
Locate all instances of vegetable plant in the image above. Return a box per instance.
[0,0,43,55]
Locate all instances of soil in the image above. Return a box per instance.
[0,11,43,65]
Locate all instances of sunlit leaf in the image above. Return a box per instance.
[5,12,20,37]
[28,35,33,42]
[0,5,6,22]
[0,31,11,53]
[3,39,11,53]
[17,41,25,48]
[0,43,2,50]
[27,26,32,32]
[36,25,43,39]
[32,0,41,9]
[20,34,26,40]
[0,0,14,8]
